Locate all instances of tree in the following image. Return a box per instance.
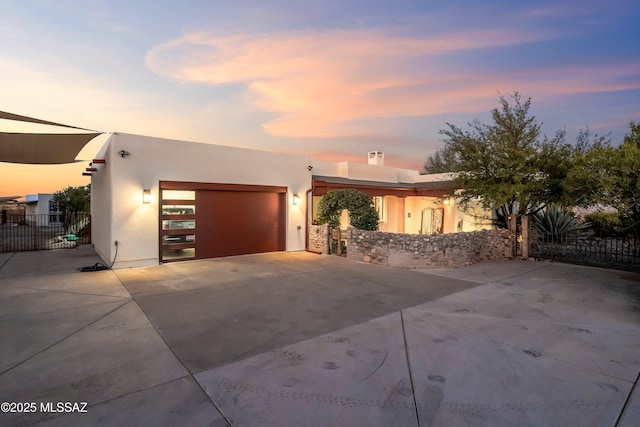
[53,185,91,215]
[624,121,640,146]
[52,185,90,235]
[317,189,379,231]
[566,121,640,236]
[563,128,613,207]
[618,123,640,235]
[424,144,458,173]
[425,92,571,230]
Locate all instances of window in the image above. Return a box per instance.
[162,190,195,200]
[160,189,197,262]
[162,205,196,215]
[162,234,196,245]
[162,248,195,260]
[162,220,195,230]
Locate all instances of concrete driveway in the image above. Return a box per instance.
[0,249,638,426]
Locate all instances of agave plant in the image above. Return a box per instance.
[531,205,589,237]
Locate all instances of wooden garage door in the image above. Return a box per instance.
[196,189,286,258]
[159,181,286,262]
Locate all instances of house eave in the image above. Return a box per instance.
[312,175,455,197]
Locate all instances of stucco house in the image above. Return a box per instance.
[25,193,62,226]
[89,133,492,269]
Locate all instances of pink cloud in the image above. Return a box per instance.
[146,28,640,139]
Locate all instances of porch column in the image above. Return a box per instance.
[397,197,405,233]
[443,198,456,233]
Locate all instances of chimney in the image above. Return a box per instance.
[367,151,384,166]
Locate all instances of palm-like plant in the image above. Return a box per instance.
[531,205,589,237]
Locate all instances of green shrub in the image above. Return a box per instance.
[584,212,623,237]
[317,189,379,231]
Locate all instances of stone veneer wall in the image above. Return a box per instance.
[347,228,513,268]
[308,224,331,254]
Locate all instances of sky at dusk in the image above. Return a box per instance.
[1,0,639,197]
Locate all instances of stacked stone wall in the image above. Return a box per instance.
[347,228,513,268]
[308,224,331,254]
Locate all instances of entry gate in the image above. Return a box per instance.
[330,228,347,256]
[529,228,640,271]
[0,213,91,252]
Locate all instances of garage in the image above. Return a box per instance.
[160,181,286,262]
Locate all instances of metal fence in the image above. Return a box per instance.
[530,230,640,271]
[0,213,91,252]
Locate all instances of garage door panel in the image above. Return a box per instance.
[196,190,285,259]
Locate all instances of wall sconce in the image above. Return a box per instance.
[292,194,300,206]
[443,197,452,205]
[143,189,152,204]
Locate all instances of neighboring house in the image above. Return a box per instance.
[89,133,493,269]
[24,194,62,226]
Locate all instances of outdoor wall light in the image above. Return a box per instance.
[143,189,152,204]
[292,194,300,206]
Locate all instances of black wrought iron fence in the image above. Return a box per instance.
[530,229,640,271]
[0,213,91,252]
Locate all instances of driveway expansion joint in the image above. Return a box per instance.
[126,297,234,424]
[0,299,132,377]
[16,285,131,299]
[615,371,640,426]
[401,310,422,427]
[0,251,16,271]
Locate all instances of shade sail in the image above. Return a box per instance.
[0,111,93,130]
[0,110,104,164]
[0,132,102,164]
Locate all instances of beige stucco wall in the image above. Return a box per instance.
[311,159,424,185]
[404,196,440,234]
[455,199,494,232]
[91,133,312,269]
[398,196,493,235]
[312,195,323,224]
[378,196,398,232]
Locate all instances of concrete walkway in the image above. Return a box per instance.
[0,249,638,426]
